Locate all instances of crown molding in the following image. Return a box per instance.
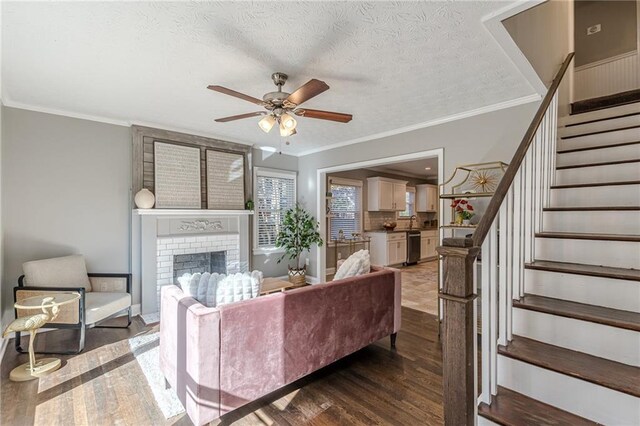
[1,98,257,148]
[295,93,540,157]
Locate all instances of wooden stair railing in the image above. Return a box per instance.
[436,52,574,426]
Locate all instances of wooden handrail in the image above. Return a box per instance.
[469,52,574,247]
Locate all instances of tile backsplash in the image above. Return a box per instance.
[365,211,436,230]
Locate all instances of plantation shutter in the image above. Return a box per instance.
[256,171,296,248]
[330,180,362,240]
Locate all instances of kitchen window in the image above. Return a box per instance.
[329,178,363,240]
[398,187,416,218]
[254,168,297,253]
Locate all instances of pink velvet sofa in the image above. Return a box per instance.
[159,266,401,425]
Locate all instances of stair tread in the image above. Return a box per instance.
[514,294,640,331]
[555,158,640,170]
[557,140,639,154]
[499,336,640,397]
[560,124,640,140]
[564,111,640,128]
[551,180,640,189]
[478,386,598,426]
[535,232,640,242]
[544,206,640,211]
[525,260,640,281]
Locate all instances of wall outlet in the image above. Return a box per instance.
[305,257,310,266]
[586,24,601,35]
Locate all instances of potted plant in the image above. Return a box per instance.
[451,199,475,225]
[276,203,324,285]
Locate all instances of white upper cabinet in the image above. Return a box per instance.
[416,184,438,212]
[367,177,408,211]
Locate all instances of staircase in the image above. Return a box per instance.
[478,101,640,424]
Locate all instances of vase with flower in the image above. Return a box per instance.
[451,199,475,226]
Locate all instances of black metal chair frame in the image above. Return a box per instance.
[13,272,132,355]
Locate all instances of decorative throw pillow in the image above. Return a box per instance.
[206,273,220,307]
[333,250,371,281]
[178,273,200,298]
[250,270,263,297]
[197,272,211,303]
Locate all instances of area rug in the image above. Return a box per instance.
[128,332,185,419]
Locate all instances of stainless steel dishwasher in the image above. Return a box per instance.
[406,230,421,265]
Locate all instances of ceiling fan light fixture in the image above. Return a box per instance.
[258,115,276,133]
[279,121,296,137]
[280,113,297,130]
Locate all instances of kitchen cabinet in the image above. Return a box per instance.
[367,177,407,211]
[416,184,438,212]
[365,232,407,266]
[420,230,438,260]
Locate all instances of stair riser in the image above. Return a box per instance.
[497,356,640,425]
[559,127,640,151]
[535,237,640,269]
[512,308,640,366]
[560,103,640,127]
[542,210,640,235]
[555,162,640,185]
[524,269,640,312]
[559,114,640,138]
[477,417,501,426]
[550,184,640,207]
[556,143,640,166]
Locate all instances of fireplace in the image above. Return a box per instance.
[133,210,252,315]
[173,251,227,282]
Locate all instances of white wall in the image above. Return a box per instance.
[297,101,540,277]
[1,107,132,320]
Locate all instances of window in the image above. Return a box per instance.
[398,187,416,218]
[254,168,297,252]
[329,178,363,240]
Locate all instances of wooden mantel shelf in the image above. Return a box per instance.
[134,209,254,216]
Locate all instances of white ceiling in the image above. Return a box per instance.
[2,1,534,156]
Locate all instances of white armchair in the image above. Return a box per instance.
[14,254,131,354]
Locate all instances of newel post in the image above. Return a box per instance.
[437,238,480,426]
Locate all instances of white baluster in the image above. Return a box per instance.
[512,170,522,298]
[498,198,508,346]
[489,220,498,396]
[480,232,492,404]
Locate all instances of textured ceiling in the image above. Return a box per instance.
[367,157,440,179]
[2,1,534,155]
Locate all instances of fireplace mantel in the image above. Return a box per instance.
[134,209,254,217]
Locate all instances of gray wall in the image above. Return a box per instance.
[251,148,299,277]
[0,106,299,323]
[1,107,132,321]
[574,0,638,67]
[503,0,573,116]
[297,101,540,278]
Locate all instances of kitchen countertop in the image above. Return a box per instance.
[364,227,438,233]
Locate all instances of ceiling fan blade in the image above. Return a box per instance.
[207,85,264,106]
[286,79,330,106]
[215,111,265,122]
[294,108,352,123]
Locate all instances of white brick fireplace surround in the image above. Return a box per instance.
[132,209,252,314]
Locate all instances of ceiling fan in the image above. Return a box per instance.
[207,73,353,137]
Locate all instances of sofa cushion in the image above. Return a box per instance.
[333,250,371,281]
[23,254,92,291]
[85,292,131,324]
[178,271,264,307]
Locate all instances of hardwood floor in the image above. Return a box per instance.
[1,307,443,426]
